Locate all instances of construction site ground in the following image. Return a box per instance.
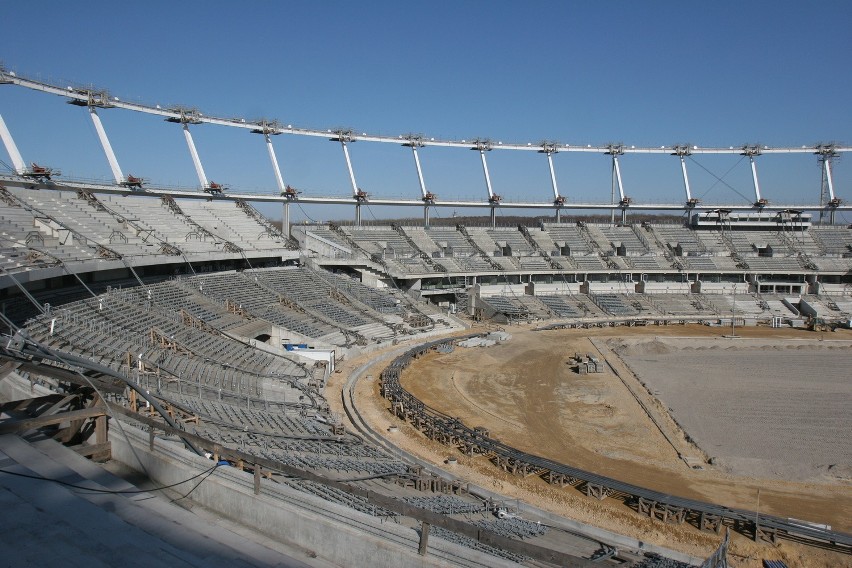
[329,324,852,568]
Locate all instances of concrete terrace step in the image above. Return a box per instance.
[0,434,320,568]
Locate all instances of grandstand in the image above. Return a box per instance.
[1,70,850,567]
[2,174,852,563]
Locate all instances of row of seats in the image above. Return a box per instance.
[478,292,833,320]
[0,187,297,274]
[301,222,851,277]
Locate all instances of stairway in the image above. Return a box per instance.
[392,225,447,273]
[456,225,503,271]
[517,225,563,269]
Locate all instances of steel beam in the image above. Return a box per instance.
[749,155,762,203]
[479,147,494,200]
[613,155,625,202]
[340,139,359,197]
[7,71,851,155]
[88,107,124,184]
[264,133,286,194]
[411,144,428,199]
[679,156,692,202]
[2,174,851,212]
[0,405,106,434]
[0,114,26,174]
[182,124,209,188]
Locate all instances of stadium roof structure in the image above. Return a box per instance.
[1,67,849,229]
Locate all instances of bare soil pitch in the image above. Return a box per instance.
[397,325,852,564]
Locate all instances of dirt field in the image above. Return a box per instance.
[612,336,852,483]
[331,324,852,567]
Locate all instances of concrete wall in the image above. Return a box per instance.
[817,282,851,296]
[0,372,54,403]
[477,283,526,297]
[638,282,692,294]
[528,282,582,295]
[585,282,638,293]
[798,298,819,318]
[111,424,515,568]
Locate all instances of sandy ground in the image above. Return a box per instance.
[611,336,852,483]
[329,324,852,568]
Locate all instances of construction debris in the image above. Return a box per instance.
[569,352,604,374]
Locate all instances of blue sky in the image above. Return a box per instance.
[1,2,850,222]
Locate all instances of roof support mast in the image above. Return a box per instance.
[823,156,836,202]
[87,107,124,185]
[332,130,365,226]
[816,143,841,224]
[67,90,144,188]
[473,139,500,227]
[0,114,26,175]
[672,145,698,208]
[606,144,628,223]
[539,142,563,222]
[251,121,288,234]
[265,134,286,193]
[742,145,766,207]
[403,135,434,227]
[183,125,208,189]
[613,155,625,200]
[165,109,221,193]
[339,133,358,196]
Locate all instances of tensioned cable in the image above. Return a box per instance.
[295,202,318,223]
[0,462,220,496]
[690,155,752,204]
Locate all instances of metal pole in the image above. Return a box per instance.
[610,159,616,224]
[546,152,560,201]
[341,141,359,197]
[731,283,736,337]
[480,150,494,200]
[423,206,430,228]
[823,158,836,203]
[613,155,625,201]
[0,114,27,174]
[749,156,762,203]
[755,488,761,538]
[88,107,125,184]
[679,155,692,202]
[182,124,209,188]
[264,133,286,193]
[412,146,428,199]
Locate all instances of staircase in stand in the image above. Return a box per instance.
[456,225,503,271]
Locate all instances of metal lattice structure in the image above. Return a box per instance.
[1,66,850,230]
